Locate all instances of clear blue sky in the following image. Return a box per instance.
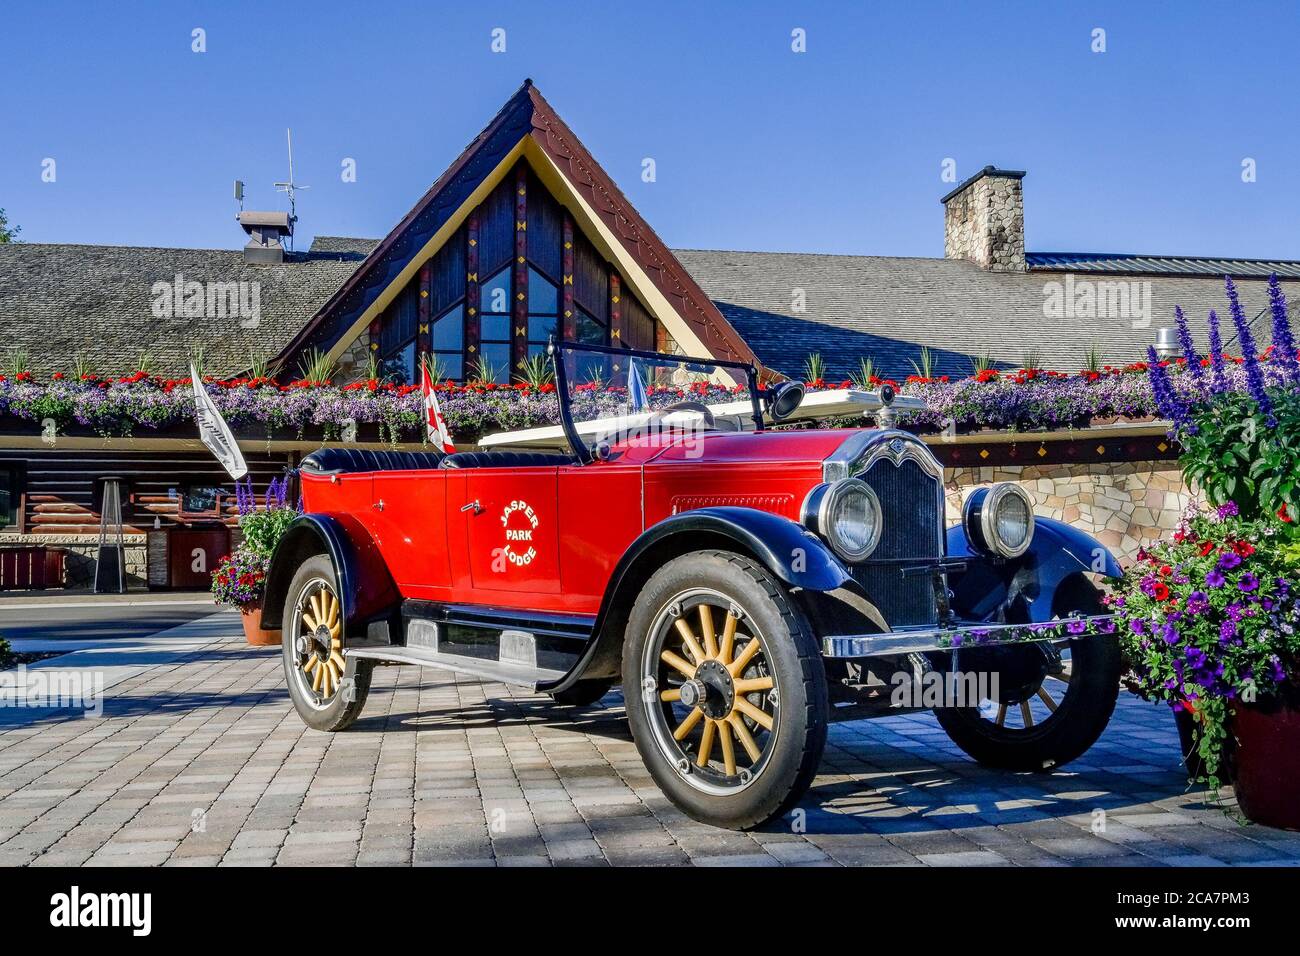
[2,0,1297,259]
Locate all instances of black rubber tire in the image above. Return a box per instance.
[549,678,615,707]
[281,554,374,732]
[622,550,828,830]
[934,625,1122,772]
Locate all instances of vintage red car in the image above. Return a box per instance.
[263,341,1121,829]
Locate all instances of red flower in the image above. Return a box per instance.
[1280,504,1293,524]
[1232,540,1255,558]
[1158,564,1171,577]
[1152,582,1170,602]
[1198,540,1216,557]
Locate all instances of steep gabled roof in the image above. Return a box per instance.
[277,81,760,372]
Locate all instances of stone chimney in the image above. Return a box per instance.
[941,166,1026,272]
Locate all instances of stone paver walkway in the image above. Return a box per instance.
[2,612,1299,867]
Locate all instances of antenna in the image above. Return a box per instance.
[233,179,245,212]
[273,128,308,251]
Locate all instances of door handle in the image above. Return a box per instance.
[460,499,482,515]
[373,499,385,512]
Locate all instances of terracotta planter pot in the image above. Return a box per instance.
[1231,697,1300,830]
[239,600,282,647]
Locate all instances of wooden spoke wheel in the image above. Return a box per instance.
[292,579,347,706]
[623,551,827,830]
[280,554,373,732]
[644,591,778,793]
[934,595,1122,772]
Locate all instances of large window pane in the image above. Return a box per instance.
[480,268,511,315]
[479,343,511,383]
[527,267,557,314]
[528,315,556,343]
[481,314,510,342]
[431,353,463,382]
[381,340,416,384]
[433,304,463,351]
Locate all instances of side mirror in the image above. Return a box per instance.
[764,380,806,422]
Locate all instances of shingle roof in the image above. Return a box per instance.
[5,237,1298,384]
[1028,252,1300,279]
[673,249,1300,381]
[0,241,363,377]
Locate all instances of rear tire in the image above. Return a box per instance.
[622,550,828,830]
[281,554,374,732]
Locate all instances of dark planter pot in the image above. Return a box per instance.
[1231,696,1300,831]
[1172,703,1235,784]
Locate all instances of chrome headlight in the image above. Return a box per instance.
[802,478,882,562]
[964,483,1035,558]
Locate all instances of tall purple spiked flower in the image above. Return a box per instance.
[1225,276,1275,426]
[1174,306,1204,389]
[1267,272,1299,386]
[1207,310,1228,394]
[1148,346,1195,434]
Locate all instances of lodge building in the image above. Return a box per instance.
[2,80,1298,590]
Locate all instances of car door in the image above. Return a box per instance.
[455,465,562,595]
[368,470,451,594]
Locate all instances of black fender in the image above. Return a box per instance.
[945,516,1121,623]
[261,513,399,635]
[540,507,850,693]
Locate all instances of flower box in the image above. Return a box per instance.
[1231,695,1300,830]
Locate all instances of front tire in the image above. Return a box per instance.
[281,554,374,732]
[622,550,828,830]
[933,582,1121,771]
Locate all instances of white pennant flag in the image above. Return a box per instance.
[191,362,248,479]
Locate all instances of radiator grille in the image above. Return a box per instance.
[852,457,942,627]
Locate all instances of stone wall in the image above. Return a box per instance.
[0,531,148,590]
[942,167,1026,272]
[945,460,1195,564]
[336,327,373,383]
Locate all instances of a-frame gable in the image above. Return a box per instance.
[276,80,761,379]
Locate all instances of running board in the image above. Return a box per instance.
[346,645,566,690]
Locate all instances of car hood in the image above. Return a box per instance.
[642,428,865,466]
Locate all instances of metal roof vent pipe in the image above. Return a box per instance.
[1153,327,1179,361]
[237,210,294,265]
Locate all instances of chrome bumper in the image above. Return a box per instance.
[821,614,1117,658]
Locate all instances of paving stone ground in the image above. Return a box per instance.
[2,619,1299,867]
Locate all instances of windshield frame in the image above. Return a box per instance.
[550,339,765,465]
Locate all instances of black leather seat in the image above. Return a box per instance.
[300,448,447,476]
[438,450,575,470]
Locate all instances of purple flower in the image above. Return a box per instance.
[1067,619,1088,635]
[1129,619,1145,636]
[1216,501,1239,519]
[1146,347,1194,433]
[1161,621,1180,645]
[1219,619,1237,643]
[1226,276,1276,427]
[1218,551,1242,571]
[1206,568,1226,588]
[1267,273,1299,385]
[1175,305,1204,387]
[1238,572,1260,593]
[1186,591,1209,614]
[1207,309,1229,394]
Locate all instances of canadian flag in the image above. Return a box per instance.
[421,362,456,453]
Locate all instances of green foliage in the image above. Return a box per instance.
[135,351,154,375]
[0,207,19,244]
[968,351,996,375]
[1178,390,1300,522]
[909,346,935,379]
[73,354,95,380]
[420,352,445,386]
[1082,344,1104,373]
[849,356,878,389]
[1113,510,1300,791]
[0,635,12,668]
[470,353,500,385]
[239,508,297,559]
[516,353,554,389]
[247,351,270,381]
[1020,348,1043,371]
[296,347,338,384]
[6,347,29,378]
[803,352,826,383]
